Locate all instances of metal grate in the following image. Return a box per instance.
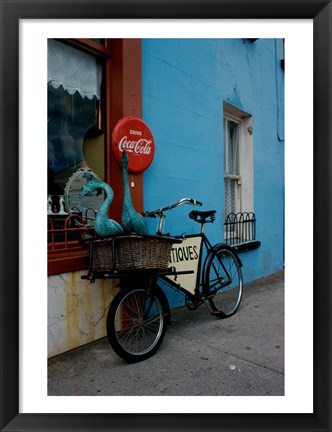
[48,214,95,252]
[224,212,257,246]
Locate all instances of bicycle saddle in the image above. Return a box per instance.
[189,210,216,224]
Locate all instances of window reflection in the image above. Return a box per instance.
[48,85,99,193]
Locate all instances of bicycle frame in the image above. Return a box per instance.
[143,197,242,303]
[102,198,244,362]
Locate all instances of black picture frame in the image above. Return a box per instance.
[1,1,331,431]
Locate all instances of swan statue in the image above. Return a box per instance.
[121,150,149,235]
[79,180,124,237]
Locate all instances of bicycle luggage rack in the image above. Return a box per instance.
[81,267,193,282]
[81,234,193,282]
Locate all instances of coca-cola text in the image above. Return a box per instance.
[118,136,152,155]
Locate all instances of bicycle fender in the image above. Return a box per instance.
[209,243,243,267]
[118,279,171,325]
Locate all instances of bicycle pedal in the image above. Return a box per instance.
[211,310,224,318]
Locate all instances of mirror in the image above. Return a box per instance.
[64,167,105,225]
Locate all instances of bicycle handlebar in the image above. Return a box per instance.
[143,198,202,218]
[143,198,202,235]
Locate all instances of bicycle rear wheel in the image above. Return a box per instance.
[107,287,167,362]
[203,245,243,318]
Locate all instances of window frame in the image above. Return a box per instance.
[224,115,242,214]
[61,38,112,58]
[223,102,254,245]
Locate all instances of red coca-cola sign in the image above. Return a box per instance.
[112,116,155,174]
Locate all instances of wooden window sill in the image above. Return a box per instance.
[48,242,89,275]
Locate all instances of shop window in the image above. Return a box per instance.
[48,39,108,274]
[47,38,144,275]
[223,103,259,251]
[48,39,106,243]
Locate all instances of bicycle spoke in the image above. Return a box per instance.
[110,288,165,358]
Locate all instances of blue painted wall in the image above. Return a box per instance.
[142,39,284,307]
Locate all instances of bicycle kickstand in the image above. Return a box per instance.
[202,298,224,318]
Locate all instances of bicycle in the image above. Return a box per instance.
[83,198,243,362]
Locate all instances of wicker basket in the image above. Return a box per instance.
[89,235,181,272]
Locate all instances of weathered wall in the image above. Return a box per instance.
[48,272,118,358]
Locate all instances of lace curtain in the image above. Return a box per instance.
[47,39,102,100]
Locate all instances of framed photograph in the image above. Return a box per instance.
[1,0,331,431]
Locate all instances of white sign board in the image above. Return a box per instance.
[166,236,202,295]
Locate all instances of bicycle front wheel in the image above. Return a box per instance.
[204,245,243,318]
[107,287,167,362]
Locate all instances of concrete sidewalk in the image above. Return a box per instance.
[48,271,284,396]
